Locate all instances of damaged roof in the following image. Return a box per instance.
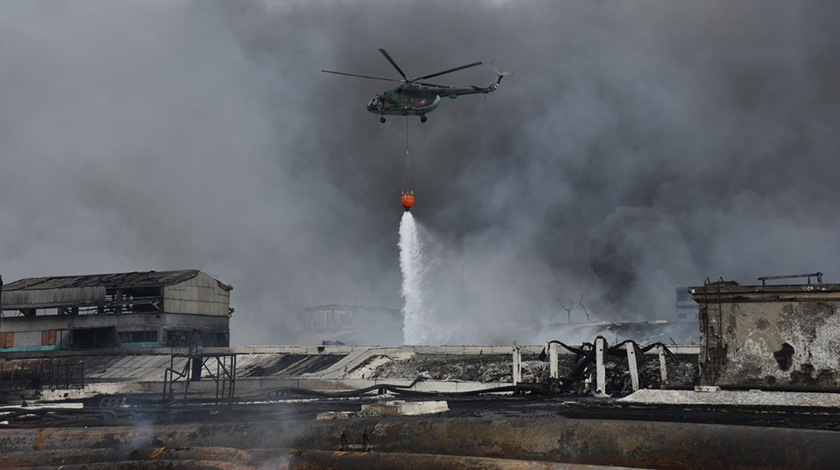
[689,281,840,303]
[2,270,225,292]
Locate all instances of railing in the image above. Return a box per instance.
[758,272,823,285]
[41,358,85,390]
[0,358,84,390]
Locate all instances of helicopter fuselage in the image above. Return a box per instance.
[367,87,441,116]
[366,80,500,117]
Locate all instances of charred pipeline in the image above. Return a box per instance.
[1,417,838,470]
[291,450,640,470]
[0,446,262,469]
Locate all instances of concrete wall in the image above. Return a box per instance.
[0,313,229,351]
[691,283,840,386]
[163,271,230,316]
[0,313,161,333]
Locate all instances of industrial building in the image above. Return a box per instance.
[691,273,840,386]
[0,270,231,351]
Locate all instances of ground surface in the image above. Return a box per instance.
[7,392,835,432]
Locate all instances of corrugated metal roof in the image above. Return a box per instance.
[3,270,202,292]
[79,353,348,382]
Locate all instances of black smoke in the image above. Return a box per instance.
[0,1,838,344]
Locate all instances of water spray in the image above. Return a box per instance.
[400,211,426,344]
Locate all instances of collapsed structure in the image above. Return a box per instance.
[0,270,232,351]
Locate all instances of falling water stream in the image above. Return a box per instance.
[399,211,427,344]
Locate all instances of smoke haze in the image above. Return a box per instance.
[1,1,838,344]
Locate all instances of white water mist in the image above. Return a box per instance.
[399,212,427,344]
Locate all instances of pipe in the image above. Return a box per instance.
[293,450,643,470]
[0,448,130,468]
[368,417,838,469]
[137,447,254,465]
[10,461,260,470]
[0,447,257,468]
[1,417,837,469]
[0,420,365,454]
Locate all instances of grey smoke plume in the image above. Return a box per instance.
[0,1,838,345]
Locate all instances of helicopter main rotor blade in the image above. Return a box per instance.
[378,48,408,81]
[414,61,483,81]
[321,70,401,82]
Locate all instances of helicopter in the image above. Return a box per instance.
[322,49,509,123]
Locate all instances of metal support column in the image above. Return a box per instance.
[594,336,608,397]
[511,346,522,386]
[548,342,558,379]
[657,345,668,388]
[625,343,639,392]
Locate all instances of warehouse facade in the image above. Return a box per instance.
[0,270,231,352]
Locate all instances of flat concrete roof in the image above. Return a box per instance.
[690,282,840,302]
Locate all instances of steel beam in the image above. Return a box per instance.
[656,345,668,387]
[593,337,608,397]
[512,347,522,386]
[548,342,559,380]
[625,343,639,392]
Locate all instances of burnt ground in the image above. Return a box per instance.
[8,351,818,433]
[9,392,836,433]
[239,354,347,377]
[371,354,523,383]
[368,352,699,390]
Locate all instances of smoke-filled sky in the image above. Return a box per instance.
[1,1,838,345]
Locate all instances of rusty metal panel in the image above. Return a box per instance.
[0,332,13,348]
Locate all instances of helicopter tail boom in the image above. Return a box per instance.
[467,71,510,94]
[473,69,512,92]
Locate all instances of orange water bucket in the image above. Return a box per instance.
[401,191,415,211]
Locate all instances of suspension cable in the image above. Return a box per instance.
[403,116,411,189]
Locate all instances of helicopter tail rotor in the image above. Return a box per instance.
[490,62,512,89]
[490,60,513,80]
[494,70,511,86]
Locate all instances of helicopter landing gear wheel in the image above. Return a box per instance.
[380,116,386,123]
[420,115,427,123]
